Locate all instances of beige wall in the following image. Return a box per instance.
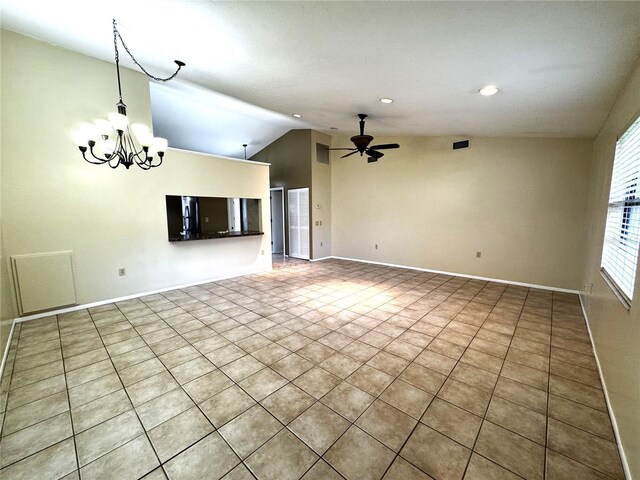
[331,136,592,290]
[0,30,271,351]
[251,128,331,260]
[311,130,332,259]
[0,225,13,358]
[251,129,312,257]
[581,61,640,479]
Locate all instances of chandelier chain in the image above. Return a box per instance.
[112,19,183,83]
[76,20,183,170]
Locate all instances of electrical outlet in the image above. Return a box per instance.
[261,250,265,256]
[319,220,322,226]
[205,217,209,223]
[315,221,319,226]
[119,268,126,276]
[476,251,482,258]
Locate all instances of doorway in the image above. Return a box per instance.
[288,187,310,260]
[270,187,285,254]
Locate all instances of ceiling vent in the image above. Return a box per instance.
[453,140,470,150]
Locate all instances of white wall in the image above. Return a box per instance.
[331,136,592,290]
[581,60,640,479]
[0,30,271,325]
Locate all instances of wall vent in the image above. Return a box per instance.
[316,143,330,164]
[453,139,470,150]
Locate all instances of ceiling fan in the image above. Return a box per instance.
[328,114,400,163]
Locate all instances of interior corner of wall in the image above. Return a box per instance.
[0,232,17,323]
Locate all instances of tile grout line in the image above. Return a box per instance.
[186,265,400,478]
[73,306,163,476]
[131,285,337,476]
[0,323,20,439]
[198,268,612,478]
[545,294,557,480]
[0,321,75,472]
[55,313,82,479]
[375,302,475,477]
[217,267,459,478]
[365,276,477,478]
[109,283,619,478]
[0,260,619,480]
[108,298,247,476]
[456,284,526,480]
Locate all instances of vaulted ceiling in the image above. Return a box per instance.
[2,1,639,158]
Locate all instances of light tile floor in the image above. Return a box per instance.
[271,254,308,270]
[0,259,625,480]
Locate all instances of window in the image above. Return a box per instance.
[601,114,640,306]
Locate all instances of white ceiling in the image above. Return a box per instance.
[149,81,307,159]
[2,1,640,158]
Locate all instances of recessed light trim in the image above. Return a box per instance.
[479,85,499,96]
[379,98,393,104]
[292,113,302,118]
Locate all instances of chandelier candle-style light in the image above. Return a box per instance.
[74,19,185,170]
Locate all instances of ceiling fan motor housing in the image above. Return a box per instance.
[350,134,374,153]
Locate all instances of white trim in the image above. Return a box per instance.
[0,320,16,380]
[270,187,286,255]
[310,256,331,262]
[167,146,270,166]
[2,265,272,378]
[287,187,310,260]
[600,268,632,310]
[578,295,631,480]
[13,266,272,324]
[327,256,579,293]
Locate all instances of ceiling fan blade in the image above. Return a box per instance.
[368,143,400,150]
[341,150,359,158]
[325,147,357,151]
[366,149,384,159]
[367,157,378,163]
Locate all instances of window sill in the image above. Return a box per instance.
[599,267,632,311]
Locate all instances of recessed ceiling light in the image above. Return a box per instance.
[292,114,302,118]
[379,98,393,104]
[479,85,499,96]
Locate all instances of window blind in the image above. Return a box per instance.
[601,115,640,304]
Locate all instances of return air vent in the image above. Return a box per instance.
[316,143,330,164]
[453,140,470,150]
[11,251,77,315]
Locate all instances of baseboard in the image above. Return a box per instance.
[0,320,16,381]
[310,256,332,262]
[1,264,272,381]
[12,265,273,325]
[578,294,631,480]
[327,256,579,294]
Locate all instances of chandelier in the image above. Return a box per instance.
[74,19,185,170]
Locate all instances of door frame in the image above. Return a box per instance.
[270,187,286,255]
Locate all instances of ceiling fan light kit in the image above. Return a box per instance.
[327,114,400,163]
[73,19,185,170]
